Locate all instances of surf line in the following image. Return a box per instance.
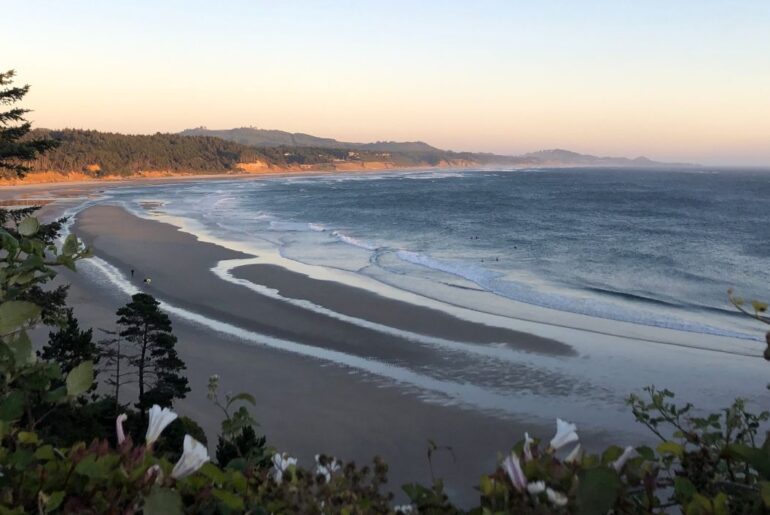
[211,257,566,364]
[81,254,544,420]
[90,198,764,358]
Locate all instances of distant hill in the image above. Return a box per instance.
[179,127,440,153]
[520,149,676,167]
[180,127,689,168]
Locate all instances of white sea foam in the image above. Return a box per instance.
[211,258,548,364]
[331,230,378,250]
[77,253,559,421]
[395,250,757,341]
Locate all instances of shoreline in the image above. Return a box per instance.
[0,163,475,189]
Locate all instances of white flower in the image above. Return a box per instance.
[115,413,128,444]
[271,452,297,484]
[502,452,527,491]
[394,505,415,514]
[314,454,341,483]
[565,443,582,464]
[523,432,534,461]
[546,488,568,506]
[171,435,210,479]
[612,446,638,472]
[526,481,546,495]
[549,418,578,451]
[145,405,178,446]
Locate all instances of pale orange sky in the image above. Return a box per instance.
[3,1,770,165]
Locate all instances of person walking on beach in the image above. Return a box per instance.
[130,268,135,279]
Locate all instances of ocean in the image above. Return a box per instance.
[107,167,770,343]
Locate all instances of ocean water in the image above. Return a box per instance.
[108,167,770,342]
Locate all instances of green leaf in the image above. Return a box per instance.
[0,391,25,421]
[657,441,684,458]
[66,361,93,397]
[18,217,39,237]
[62,234,79,256]
[199,462,226,484]
[34,445,55,461]
[0,301,41,334]
[213,489,244,511]
[7,329,33,365]
[576,468,621,515]
[479,474,494,496]
[144,487,182,515]
[17,431,38,444]
[675,477,696,502]
[56,254,76,271]
[601,445,623,464]
[760,482,770,507]
[45,491,65,513]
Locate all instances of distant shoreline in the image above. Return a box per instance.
[0,162,473,188]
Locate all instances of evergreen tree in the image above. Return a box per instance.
[0,70,58,177]
[97,328,133,414]
[40,309,98,376]
[116,293,189,420]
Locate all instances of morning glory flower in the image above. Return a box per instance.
[171,435,210,479]
[145,405,178,446]
[315,454,341,483]
[523,432,534,461]
[549,418,579,451]
[272,452,298,484]
[115,413,128,444]
[527,481,546,495]
[502,452,527,491]
[565,443,582,463]
[612,446,638,472]
[547,488,569,506]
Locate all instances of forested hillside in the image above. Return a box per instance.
[24,129,482,177]
[179,126,442,153]
[27,129,264,176]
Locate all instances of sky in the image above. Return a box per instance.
[3,0,770,165]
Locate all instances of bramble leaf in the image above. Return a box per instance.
[18,216,39,236]
[66,360,93,397]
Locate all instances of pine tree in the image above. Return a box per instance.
[40,309,98,376]
[0,70,58,177]
[96,328,134,414]
[116,293,189,420]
